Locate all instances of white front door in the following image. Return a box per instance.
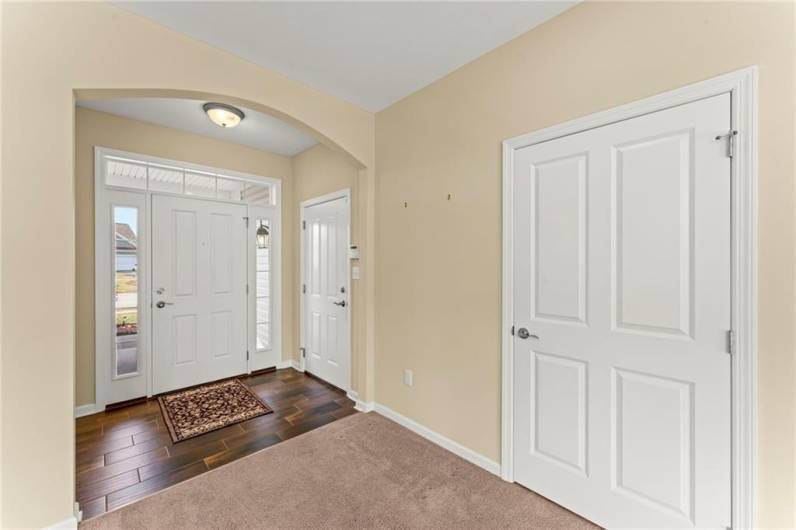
[302,193,351,390]
[152,195,247,394]
[512,94,731,528]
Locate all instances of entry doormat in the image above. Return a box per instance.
[157,378,273,443]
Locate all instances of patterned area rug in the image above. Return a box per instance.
[157,379,273,442]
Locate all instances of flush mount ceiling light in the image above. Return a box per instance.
[202,102,245,128]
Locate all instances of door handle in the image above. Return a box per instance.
[516,328,539,340]
[155,301,174,309]
[333,300,347,308]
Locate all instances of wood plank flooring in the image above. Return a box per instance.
[75,368,357,520]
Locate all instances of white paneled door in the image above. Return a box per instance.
[152,195,247,394]
[512,94,731,528]
[302,194,351,390]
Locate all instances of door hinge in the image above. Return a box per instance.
[246,284,249,295]
[510,325,515,336]
[302,220,306,230]
[727,330,735,355]
[243,216,249,228]
[300,347,306,358]
[246,350,250,360]
[302,284,306,294]
[715,130,738,158]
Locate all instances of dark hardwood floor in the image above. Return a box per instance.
[75,368,357,520]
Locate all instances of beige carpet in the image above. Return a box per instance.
[81,413,597,529]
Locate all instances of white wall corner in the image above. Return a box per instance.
[275,359,304,372]
[275,359,293,369]
[74,403,101,419]
[43,515,78,530]
[374,403,501,476]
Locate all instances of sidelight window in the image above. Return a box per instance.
[255,219,272,351]
[113,206,140,377]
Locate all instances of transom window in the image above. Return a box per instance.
[104,154,275,205]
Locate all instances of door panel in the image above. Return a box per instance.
[512,94,731,528]
[302,195,351,390]
[533,351,587,474]
[613,131,693,336]
[531,153,587,325]
[152,195,247,393]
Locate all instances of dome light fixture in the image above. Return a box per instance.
[202,102,245,128]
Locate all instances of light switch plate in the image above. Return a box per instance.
[404,369,413,387]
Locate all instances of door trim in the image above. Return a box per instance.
[501,66,757,529]
[299,188,352,390]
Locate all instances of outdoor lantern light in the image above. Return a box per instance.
[202,102,245,128]
[256,221,270,249]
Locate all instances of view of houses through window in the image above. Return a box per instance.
[114,206,139,377]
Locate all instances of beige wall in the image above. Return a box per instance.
[291,145,361,371]
[375,2,795,528]
[0,3,375,527]
[74,107,296,407]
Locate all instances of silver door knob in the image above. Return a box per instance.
[155,301,174,308]
[333,300,347,307]
[516,328,539,340]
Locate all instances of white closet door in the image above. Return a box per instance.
[512,93,731,528]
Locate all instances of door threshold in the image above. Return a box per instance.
[105,395,148,411]
[303,370,347,393]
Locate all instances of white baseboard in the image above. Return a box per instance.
[74,403,102,418]
[355,401,374,412]
[276,359,303,371]
[342,389,373,412]
[373,403,501,476]
[43,515,78,529]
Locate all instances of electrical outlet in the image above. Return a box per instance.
[404,368,413,387]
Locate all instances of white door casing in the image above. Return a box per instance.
[301,190,351,390]
[151,194,248,394]
[501,67,757,527]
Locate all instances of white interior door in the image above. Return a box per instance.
[152,195,247,394]
[512,94,731,528]
[302,193,351,390]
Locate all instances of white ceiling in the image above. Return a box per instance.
[114,1,578,111]
[78,98,318,156]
